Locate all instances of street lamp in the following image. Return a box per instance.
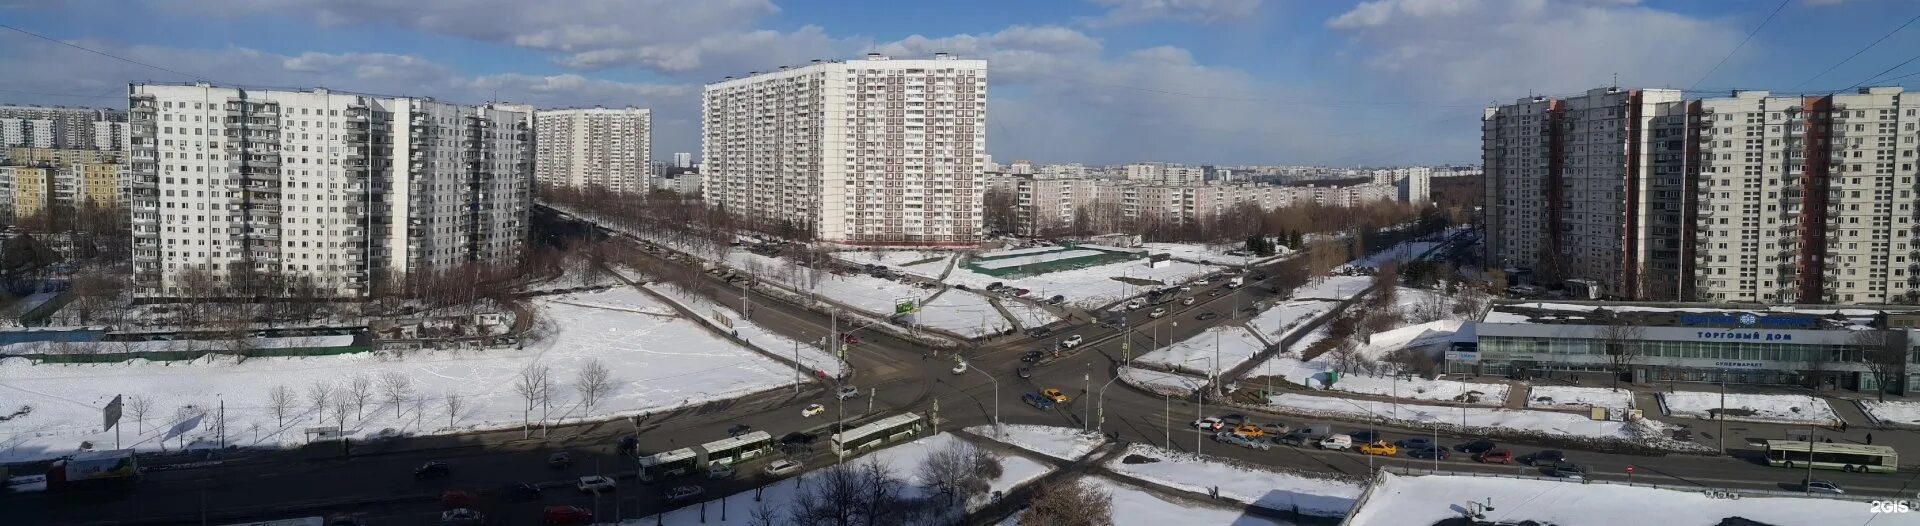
[963,360,1001,436]
[1096,371,1122,432]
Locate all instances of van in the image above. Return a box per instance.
[1317,434,1352,451]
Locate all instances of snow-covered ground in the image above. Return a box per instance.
[1134,326,1267,375]
[1141,242,1289,267]
[1104,443,1361,517]
[644,283,844,377]
[1527,385,1635,412]
[1246,300,1338,343]
[1260,393,1704,451]
[965,424,1105,461]
[1339,239,1445,271]
[1661,391,1839,425]
[832,250,950,269]
[997,476,1297,526]
[1247,320,1501,405]
[1119,366,1206,397]
[1346,471,1882,526]
[1862,400,1920,426]
[1289,276,1371,301]
[632,432,1052,525]
[972,249,1106,270]
[913,291,1015,338]
[0,288,806,463]
[0,334,356,355]
[979,246,1065,259]
[944,259,1221,309]
[806,271,937,316]
[1000,301,1062,330]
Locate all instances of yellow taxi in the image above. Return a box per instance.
[1042,388,1070,403]
[1231,423,1265,439]
[1357,441,1398,456]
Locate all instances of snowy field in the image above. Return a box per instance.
[1661,391,1839,425]
[978,246,1065,259]
[1289,276,1371,301]
[944,259,1221,308]
[1104,443,1361,517]
[1246,300,1338,343]
[1260,393,1704,451]
[965,424,1105,461]
[634,432,1052,525]
[997,476,1298,526]
[806,272,937,316]
[1141,242,1288,267]
[1134,326,1266,375]
[972,249,1106,270]
[1247,320,1500,405]
[1346,471,1882,526]
[1000,301,1062,330]
[912,291,1015,338]
[1119,366,1207,397]
[832,250,951,269]
[0,288,804,463]
[1862,400,1920,426]
[643,283,845,377]
[1527,385,1634,412]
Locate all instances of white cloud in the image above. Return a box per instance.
[1084,0,1263,26]
[557,25,853,77]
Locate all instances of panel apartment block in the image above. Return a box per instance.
[128,82,531,298]
[0,105,125,152]
[534,107,651,193]
[703,54,987,245]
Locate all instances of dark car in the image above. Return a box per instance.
[1017,366,1033,379]
[1218,413,1247,426]
[1276,432,1314,447]
[1345,430,1382,443]
[1407,446,1451,460]
[727,424,752,437]
[1023,393,1056,410]
[543,505,594,525]
[439,490,476,508]
[1520,450,1566,467]
[1196,312,1219,321]
[1048,295,1066,305]
[548,452,573,469]
[499,482,543,502]
[618,436,639,456]
[1454,440,1497,454]
[1474,449,1513,464]
[1022,350,1043,363]
[1395,437,1434,450]
[1027,327,1052,338]
[414,461,451,479]
[1546,462,1585,480]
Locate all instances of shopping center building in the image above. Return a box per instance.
[1453,301,1920,394]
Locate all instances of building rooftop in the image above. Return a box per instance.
[1479,300,1914,330]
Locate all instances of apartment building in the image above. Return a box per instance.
[702,53,987,245]
[1485,86,1920,304]
[128,82,532,299]
[0,105,125,153]
[0,147,124,221]
[991,172,1395,235]
[533,107,651,193]
[1123,162,1203,186]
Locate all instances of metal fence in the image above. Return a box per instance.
[1379,466,1889,504]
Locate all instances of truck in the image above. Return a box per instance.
[1226,276,1245,288]
[45,449,138,489]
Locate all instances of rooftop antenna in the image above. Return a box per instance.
[1612,72,1619,89]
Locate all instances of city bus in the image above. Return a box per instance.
[1763,440,1897,473]
[695,431,773,468]
[831,412,924,457]
[637,447,699,481]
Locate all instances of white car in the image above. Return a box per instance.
[1193,417,1223,431]
[578,475,616,493]
[707,464,736,479]
[440,508,484,525]
[802,403,825,417]
[764,460,804,477]
[665,485,705,501]
[1179,286,1193,293]
[1149,308,1167,318]
[1181,297,1196,306]
[951,361,969,374]
[1060,335,1084,348]
[1194,278,1210,286]
[836,386,859,400]
[1125,301,1142,310]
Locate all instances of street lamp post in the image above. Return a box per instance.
[965,361,1001,436]
[1096,372,1122,432]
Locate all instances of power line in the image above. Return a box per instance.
[1689,0,1791,91]
[0,24,213,83]
[1847,51,1920,91]
[1790,13,1920,90]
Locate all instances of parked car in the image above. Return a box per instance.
[764,460,804,477]
[578,475,616,493]
[1017,366,1033,379]
[1276,432,1314,447]
[499,482,543,502]
[1023,393,1055,410]
[440,508,485,526]
[665,485,706,502]
[1149,308,1167,318]
[1042,388,1070,403]
[1356,441,1399,456]
[1546,462,1585,480]
[1454,440,1498,454]
[1181,297,1197,306]
[802,403,826,417]
[837,386,860,400]
[543,505,594,525]
[548,452,573,469]
[1803,479,1844,494]
[414,461,451,479]
[1231,423,1265,439]
[1196,312,1219,321]
[438,490,475,508]
[1193,417,1225,431]
[1408,446,1451,460]
[707,464,736,479]
[1396,437,1434,450]
[1520,450,1566,467]
[1317,434,1353,450]
[1474,449,1513,464]
[1060,335,1084,348]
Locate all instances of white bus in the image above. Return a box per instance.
[1764,440,1897,473]
[695,431,773,468]
[831,413,924,457]
[637,447,699,481]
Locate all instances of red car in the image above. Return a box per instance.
[438,490,476,508]
[1475,449,1513,464]
[544,505,594,525]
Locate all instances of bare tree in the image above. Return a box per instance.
[1020,479,1113,526]
[1853,330,1907,402]
[346,374,374,420]
[513,363,552,432]
[444,391,465,429]
[128,395,156,433]
[575,359,614,414]
[332,396,352,433]
[306,381,334,424]
[380,372,414,418]
[267,385,295,429]
[916,440,999,508]
[791,458,908,525]
[1598,314,1646,391]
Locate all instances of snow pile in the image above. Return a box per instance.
[634,433,1052,525]
[1104,443,1361,517]
[1000,301,1062,330]
[1528,385,1634,412]
[944,259,1221,308]
[1117,366,1206,397]
[1258,393,1709,453]
[965,424,1106,461]
[996,476,1295,526]
[1346,471,1881,526]
[0,288,806,463]
[912,291,1015,338]
[1289,276,1371,301]
[973,250,1106,270]
[1246,300,1338,342]
[1661,391,1839,425]
[1862,400,1920,427]
[1133,325,1267,375]
[644,283,844,376]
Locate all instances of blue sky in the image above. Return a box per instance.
[2,0,1916,165]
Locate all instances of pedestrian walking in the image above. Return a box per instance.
[1867,433,1873,445]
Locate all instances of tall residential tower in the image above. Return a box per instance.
[533,107,651,193]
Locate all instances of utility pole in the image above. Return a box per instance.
[1718,378,1726,453]
[1197,384,1205,455]
[793,341,801,395]
[1164,393,1171,448]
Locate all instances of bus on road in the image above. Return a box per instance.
[831,412,924,457]
[638,447,699,481]
[695,430,773,468]
[1763,440,1897,473]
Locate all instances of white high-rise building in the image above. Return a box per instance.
[674,152,691,168]
[128,82,532,298]
[702,53,987,244]
[0,105,124,152]
[533,107,650,193]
